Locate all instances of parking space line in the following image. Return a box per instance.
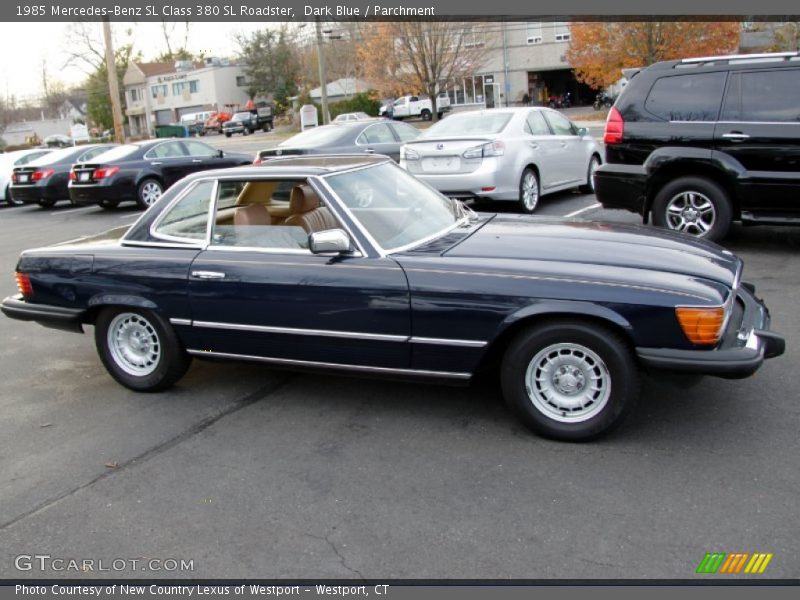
[118,213,141,220]
[52,206,97,216]
[564,203,601,218]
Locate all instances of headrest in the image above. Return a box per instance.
[235,181,276,206]
[289,184,321,214]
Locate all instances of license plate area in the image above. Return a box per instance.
[422,156,460,172]
[79,172,91,182]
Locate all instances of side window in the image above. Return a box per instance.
[183,141,218,157]
[723,69,800,123]
[153,181,214,241]
[148,142,187,159]
[526,111,551,135]
[391,122,421,142]
[644,72,727,121]
[543,111,575,135]
[358,124,396,144]
[77,146,110,162]
[210,180,341,251]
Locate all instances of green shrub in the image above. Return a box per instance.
[328,91,381,119]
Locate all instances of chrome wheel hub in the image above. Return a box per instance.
[107,313,161,376]
[141,182,162,206]
[525,343,611,423]
[522,173,538,211]
[665,191,715,236]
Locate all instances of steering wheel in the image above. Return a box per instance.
[353,183,374,208]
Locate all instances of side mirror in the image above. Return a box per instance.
[576,127,589,138]
[217,149,224,158]
[309,229,353,255]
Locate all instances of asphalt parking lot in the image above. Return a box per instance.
[0,133,798,580]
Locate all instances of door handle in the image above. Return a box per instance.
[150,161,163,166]
[191,270,226,280]
[364,148,375,153]
[191,159,203,163]
[721,132,750,141]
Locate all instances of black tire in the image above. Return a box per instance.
[5,185,23,206]
[651,176,732,242]
[225,132,232,138]
[136,178,163,210]
[579,155,601,194]
[94,307,192,392]
[420,109,431,121]
[99,199,119,210]
[500,319,639,441]
[518,168,539,214]
[37,198,56,208]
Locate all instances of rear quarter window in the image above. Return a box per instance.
[644,72,727,122]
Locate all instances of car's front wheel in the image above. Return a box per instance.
[37,198,56,208]
[518,168,539,214]
[651,176,732,242]
[136,178,163,209]
[95,307,192,392]
[579,155,601,194]
[225,132,232,138]
[501,320,639,441]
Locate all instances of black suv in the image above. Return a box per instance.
[594,52,800,241]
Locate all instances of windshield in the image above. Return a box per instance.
[90,144,139,163]
[233,112,250,120]
[324,162,463,252]
[28,147,80,165]
[423,111,513,137]
[282,126,349,147]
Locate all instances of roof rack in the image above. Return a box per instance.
[681,51,799,64]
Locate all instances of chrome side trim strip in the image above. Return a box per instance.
[410,336,487,348]
[186,349,472,380]
[169,318,192,326]
[192,320,408,342]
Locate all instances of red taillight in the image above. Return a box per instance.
[603,107,624,145]
[93,166,119,179]
[15,272,33,297]
[11,172,17,184]
[31,168,55,182]
[69,170,77,181]
[253,156,262,165]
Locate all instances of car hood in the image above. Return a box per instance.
[443,215,741,288]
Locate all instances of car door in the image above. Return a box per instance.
[184,177,412,369]
[145,141,192,187]
[523,110,561,191]
[356,123,401,160]
[181,140,231,172]
[714,68,800,213]
[542,110,584,186]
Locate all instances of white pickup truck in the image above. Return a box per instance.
[380,94,451,121]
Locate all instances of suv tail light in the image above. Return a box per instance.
[11,171,17,184]
[604,107,624,145]
[93,166,119,180]
[69,170,77,181]
[15,272,33,297]
[31,168,55,182]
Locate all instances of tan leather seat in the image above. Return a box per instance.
[285,184,339,234]
[234,204,271,226]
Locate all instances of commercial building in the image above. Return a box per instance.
[122,58,252,136]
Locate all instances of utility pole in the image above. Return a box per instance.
[315,18,330,124]
[102,18,125,143]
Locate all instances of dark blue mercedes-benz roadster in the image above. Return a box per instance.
[1,156,785,441]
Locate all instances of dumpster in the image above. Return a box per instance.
[155,125,188,138]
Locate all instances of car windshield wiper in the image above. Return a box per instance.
[452,198,480,224]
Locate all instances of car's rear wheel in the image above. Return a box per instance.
[95,307,191,392]
[501,320,639,441]
[136,178,163,210]
[420,109,431,121]
[225,132,232,138]
[579,155,601,194]
[5,185,22,206]
[651,177,732,242]
[37,198,56,208]
[99,199,119,210]
[518,168,539,214]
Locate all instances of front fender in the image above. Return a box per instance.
[495,299,634,340]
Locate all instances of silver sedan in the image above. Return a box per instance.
[400,107,601,213]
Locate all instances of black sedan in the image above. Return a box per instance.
[1,156,785,441]
[255,119,421,163]
[10,144,117,208]
[68,138,252,210]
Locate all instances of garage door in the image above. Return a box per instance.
[154,110,173,125]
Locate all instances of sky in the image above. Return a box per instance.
[0,21,269,102]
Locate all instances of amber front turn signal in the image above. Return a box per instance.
[675,306,725,345]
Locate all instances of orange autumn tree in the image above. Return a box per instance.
[567,22,741,89]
